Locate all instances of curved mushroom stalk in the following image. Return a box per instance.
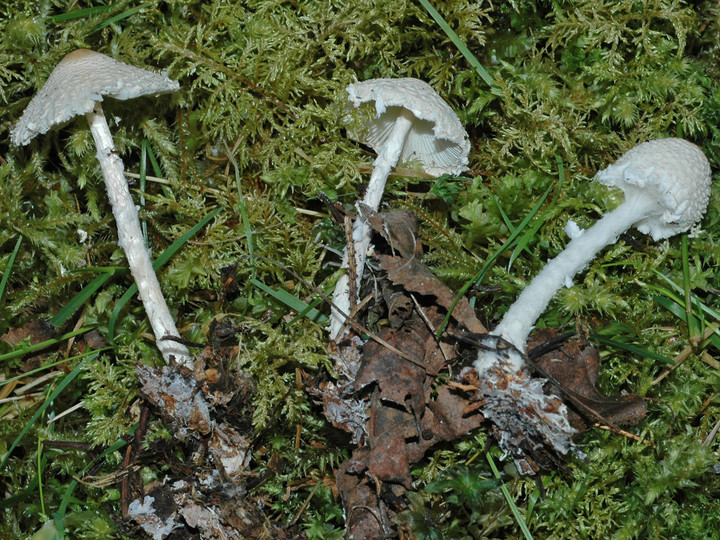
[487,138,712,357]
[494,192,658,349]
[359,111,415,211]
[353,109,414,247]
[329,111,414,335]
[86,103,191,364]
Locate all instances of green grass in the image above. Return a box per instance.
[2,0,720,538]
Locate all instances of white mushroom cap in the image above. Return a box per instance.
[594,138,712,241]
[346,77,470,176]
[11,49,179,146]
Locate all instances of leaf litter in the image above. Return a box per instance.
[312,208,648,538]
[124,208,648,539]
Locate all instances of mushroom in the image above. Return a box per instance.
[490,137,712,355]
[329,77,470,339]
[468,138,711,467]
[10,49,191,365]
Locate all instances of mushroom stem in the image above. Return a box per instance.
[493,193,657,350]
[360,111,415,211]
[86,103,191,365]
[328,112,414,339]
[351,111,414,273]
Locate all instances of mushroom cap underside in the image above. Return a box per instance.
[11,49,179,146]
[346,77,470,177]
[594,138,712,240]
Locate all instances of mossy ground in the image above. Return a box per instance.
[1,0,720,538]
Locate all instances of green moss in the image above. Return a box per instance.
[2,0,720,537]
[82,354,139,447]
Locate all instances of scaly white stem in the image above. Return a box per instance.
[86,103,192,365]
[473,190,657,463]
[328,111,414,339]
[491,193,658,352]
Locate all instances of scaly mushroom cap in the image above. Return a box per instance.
[346,77,470,177]
[11,49,179,146]
[594,138,712,240]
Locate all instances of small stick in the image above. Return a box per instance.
[593,422,654,447]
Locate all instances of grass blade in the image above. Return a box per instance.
[437,180,557,336]
[46,5,113,23]
[0,235,22,303]
[681,235,699,340]
[416,0,495,88]
[1,347,113,388]
[508,156,566,269]
[486,453,533,540]
[251,278,327,323]
[653,270,720,323]
[225,144,256,280]
[0,357,88,472]
[89,2,154,34]
[142,139,173,199]
[49,270,116,327]
[0,327,95,364]
[591,333,674,365]
[139,141,149,245]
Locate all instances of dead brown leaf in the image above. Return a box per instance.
[329,309,483,534]
[528,328,647,431]
[362,207,485,334]
[318,208,493,536]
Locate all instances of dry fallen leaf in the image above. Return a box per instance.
[317,208,488,536]
[363,206,486,334]
[528,328,647,431]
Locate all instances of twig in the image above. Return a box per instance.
[703,417,720,447]
[593,423,654,447]
[652,325,716,385]
[48,400,85,425]
[290,481,321,525]
[14,371,63,395]
[0,391,43,404]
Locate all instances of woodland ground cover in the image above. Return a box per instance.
[2,1,720,538]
